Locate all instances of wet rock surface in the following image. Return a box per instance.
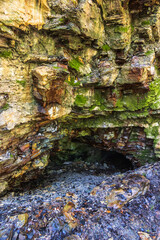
[0,1,160,239]
[1,0,160,192]
[0,161,159,240]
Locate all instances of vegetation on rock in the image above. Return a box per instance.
[0,0,160,195]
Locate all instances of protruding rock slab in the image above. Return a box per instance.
[91,174,150,209]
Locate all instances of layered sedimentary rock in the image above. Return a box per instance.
[0,0,160,194]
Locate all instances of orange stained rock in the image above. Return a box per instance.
[20,143,30,152]
[32,142,37,151]
[31,149,41,159]
[105,210,111,213]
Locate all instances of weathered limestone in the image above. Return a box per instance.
[0,0,50,30]
[117,54,155,85]
[0,0,160,195]
[77,0,105,45]
[103,0,131,50]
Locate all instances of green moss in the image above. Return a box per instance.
[145,50,154,56]
[94,91,103,106]
[0,50,12,58]
[89,105,97,111]
[75,95,87,107]
[129,132,138,142]
[114,88,154,112]
[65,76,80,86]
[114,25,130,33]
[134,148,156,165]
[154,64,160,75]
[87,90,108,112]
[99,105,107,111]
[112,89,124,111]
[124,96,139,111]
[102,44,111,51]
[115,99,124,111]
[141,20,150,26]
[89,104,107,112]
[113,77,160,118]
[116,78,160,112]
[119,110,148,120]
[122,94,147,111]
[146,78,160,109]
[65,114,122,130]
[68,57,83,71]
[59,18,64,23]
[131,24,134,32]
[144,125,159,139]
[41,154,49,165]
[16,80,26,88]
[1,103,9,110]
[78,130,91,137]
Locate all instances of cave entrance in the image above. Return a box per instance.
[49,141,133,175]
[14,141,134,193]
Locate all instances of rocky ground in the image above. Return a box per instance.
[0,160,160,240]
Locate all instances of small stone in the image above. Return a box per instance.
[0,181,8,196]
[103,163,108,169]
[12,231,19,240]
[146,170,153,179]
[18,233,26,240]
[155,210,160,220]
[18,213,29,227]
[138,231,152,240]
[0,94,8,109]
[64,235,81,240]
[19,143,30,152]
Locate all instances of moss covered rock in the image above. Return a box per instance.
[0,0,160,195]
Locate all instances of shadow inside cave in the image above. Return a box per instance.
[13,142,134,194]
[48,141,134,173]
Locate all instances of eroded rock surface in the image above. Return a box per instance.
[0,0,160,193]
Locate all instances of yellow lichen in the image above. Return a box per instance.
[24,0,50,29]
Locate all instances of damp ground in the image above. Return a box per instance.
[0,160,160,240]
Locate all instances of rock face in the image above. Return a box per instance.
[0,0,160,194]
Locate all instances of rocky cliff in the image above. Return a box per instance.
[0,0,160,195]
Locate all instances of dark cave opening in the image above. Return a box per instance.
[99,150,134,172]
[49,142,134,174]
